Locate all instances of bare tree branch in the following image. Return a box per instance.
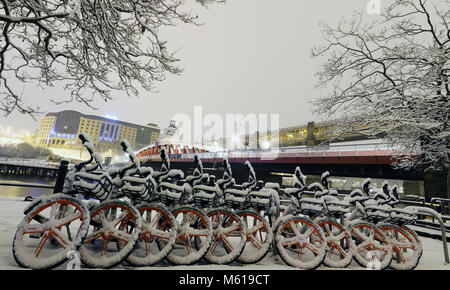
[0,0,224,117]
[312,0,450,173]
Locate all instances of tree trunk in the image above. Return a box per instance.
[448,162,450,199]
[448,153,450,199]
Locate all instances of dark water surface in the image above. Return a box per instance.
[0,175,55,198]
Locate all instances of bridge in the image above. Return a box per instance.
[139,141,423,183]
[0,158,60,178]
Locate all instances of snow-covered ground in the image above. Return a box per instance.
[1,196,449,270]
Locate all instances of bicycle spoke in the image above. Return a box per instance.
[222,236,234,252]
[23,223,45,234]
[222,222,241,235]
[305,242,320,256]
[111,229,132,242]
[184,239,193,254]
[209,240,219,255]
[55,212,82,229]
[248,234,263,250]
[50,229,70,249]
[34,233,49,258]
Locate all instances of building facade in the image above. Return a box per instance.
[219,120,369,150]
[37,110,160,159]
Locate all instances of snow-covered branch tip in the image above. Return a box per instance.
[0,0,225,118]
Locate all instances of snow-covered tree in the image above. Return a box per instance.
[0,0,222,117]
[312,0,450,197]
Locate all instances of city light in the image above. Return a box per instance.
[0,125,32,145]
[104,115,118,120]
[261,140,271,149]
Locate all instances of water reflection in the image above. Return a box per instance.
[0,176,54,198]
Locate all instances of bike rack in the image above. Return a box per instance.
[404,206,450,264]
[430,198,450,221]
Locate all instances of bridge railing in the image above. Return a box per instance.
[140,141,420,162]
[0,158,60,168]
[201,142,403,160]
[0,160,69,197]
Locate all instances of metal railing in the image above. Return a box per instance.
[139,142,415,161]
[0,160,69,195]
[0,158,60,168]
[430,198,450,218]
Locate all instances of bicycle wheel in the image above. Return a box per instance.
[79,199,142,268]
[348,221,392,270]
[126,202,177,266]
[274,215,326,269]
[235,210,273,264]
[164,205,212,265]
[199,208,247,264]
[378,223,421,270]
[400,225,423,259]
[12,194,90,269]
[316,217,354,268]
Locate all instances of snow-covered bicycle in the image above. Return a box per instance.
[355,179,421,270]
[116,143,178,267]
[188,157,247,264]
[227,162,279,264]
[155,150,213,265]
[304,171,356,268]
[13,133,142,269]
[273,167,327,269]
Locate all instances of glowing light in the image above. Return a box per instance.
[261,140,271,149]
[105,115,118,120]
[0,125,33,145]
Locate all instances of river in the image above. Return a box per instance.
[0,175,55,198]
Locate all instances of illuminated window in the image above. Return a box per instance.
[99,123,105,139]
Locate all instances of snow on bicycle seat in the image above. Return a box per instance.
[217,178,235,188]
[152,170,169,180]
[137,167,153,177]
[349,195,370,204]
[186,174,202,183]
[168,169,184,179]
[242,181,256,190]
[314,190,329,198]
[281,187,303,196]
[264,182,280,190]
